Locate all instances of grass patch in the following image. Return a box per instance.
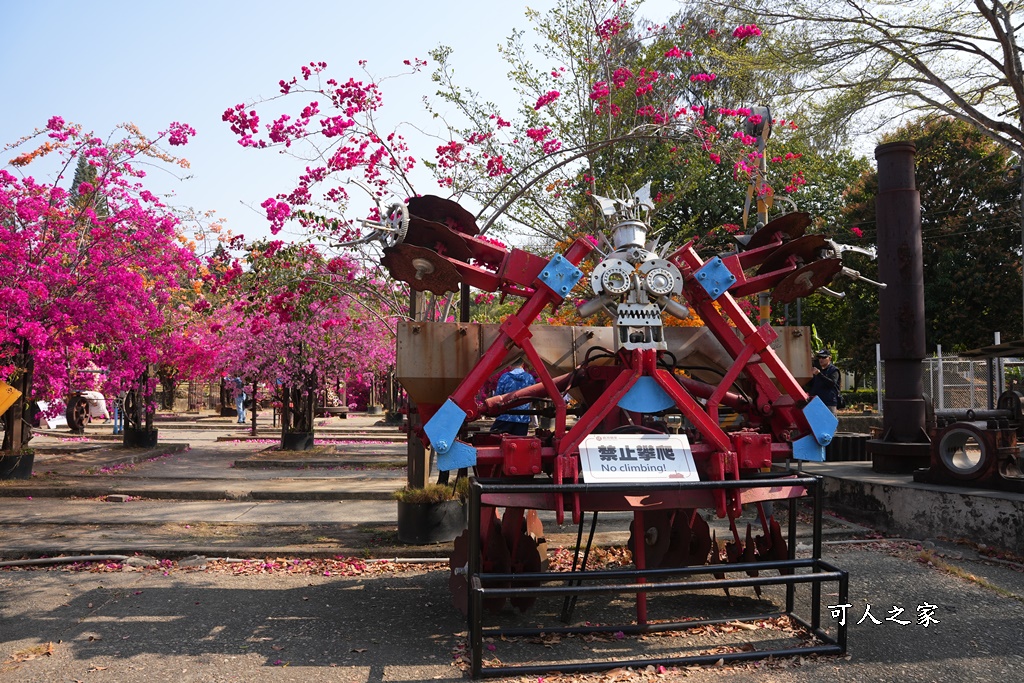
[918,549,1024,603]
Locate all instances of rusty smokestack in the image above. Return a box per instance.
[868,142,931,473]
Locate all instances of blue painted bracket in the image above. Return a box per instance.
[792,396,838,462]
[437,441,478,472]
[792,434,826,462]
[538,254,583,299]
[424,399,477,471]
[617,376,675,413]
[693,257,737,300]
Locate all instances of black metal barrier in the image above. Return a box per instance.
[464,475,848,678]
[827,432,871,461]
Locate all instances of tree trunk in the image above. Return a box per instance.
[159,376,177,410]
[1,339,34,453]
[249,379,258,437]
[279,385,292,448]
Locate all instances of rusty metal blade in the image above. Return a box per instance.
[381,243,462,294]
[755,234,828,275]
[770,258,843,303]
[741,212,810,250]
[408,195,480,236]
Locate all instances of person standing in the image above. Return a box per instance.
[805,350,841,415]
[233,377,247,424]
[489,360,536,436]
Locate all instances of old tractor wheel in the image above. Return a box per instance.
[65,395,89,432]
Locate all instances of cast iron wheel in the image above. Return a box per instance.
[65,395,89,431]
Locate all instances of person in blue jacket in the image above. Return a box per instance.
[490,360,536,436]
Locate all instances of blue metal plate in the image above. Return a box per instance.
[693,257,737,300]
[424,399,466,454]
[437,441,477,471]
[538,254,583,298]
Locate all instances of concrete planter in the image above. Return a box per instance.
[281,431,314,451]
[397,499,466,545]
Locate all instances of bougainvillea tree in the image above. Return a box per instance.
[151,212,241,409]
[212,238,396,445]
[222,0,828,330]
[0,118,198,449]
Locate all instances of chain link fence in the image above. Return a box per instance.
[921,356,1019,412]
[866,351,1021,414]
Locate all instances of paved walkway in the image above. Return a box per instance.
[1,413,872,559]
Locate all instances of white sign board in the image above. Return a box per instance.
[36,401,68,430]
[579,433,699,483]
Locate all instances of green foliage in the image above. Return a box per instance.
[841,388,877,406]
[825,117,1021,374]
[428,1,775,247]
[67,153,108,217]
[709,1,1024,158]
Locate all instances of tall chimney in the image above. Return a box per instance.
[867,142,931,473]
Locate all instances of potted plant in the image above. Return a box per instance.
[394,479,468,545]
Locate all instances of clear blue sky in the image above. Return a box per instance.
[0,0,679,242]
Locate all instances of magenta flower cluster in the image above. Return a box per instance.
[534,91,561,109]
[732,24,762,40]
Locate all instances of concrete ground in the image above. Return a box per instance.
[0,414,1022,681]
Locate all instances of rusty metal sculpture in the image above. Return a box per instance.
[353,167,865,674]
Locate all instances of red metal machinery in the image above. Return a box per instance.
[369,184,850,674]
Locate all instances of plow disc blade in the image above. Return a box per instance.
[743,523,761,598]
[768,517,792,574]
[686,511,713,567]
[771,258,843,303]
[449,513,512,616]
[381,243,462,294]
[709,531,729,596]
[627,510,673,569]
[741,211,810,250]
[504,509,548,612]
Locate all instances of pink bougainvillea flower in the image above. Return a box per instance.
[534,91,561,109]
